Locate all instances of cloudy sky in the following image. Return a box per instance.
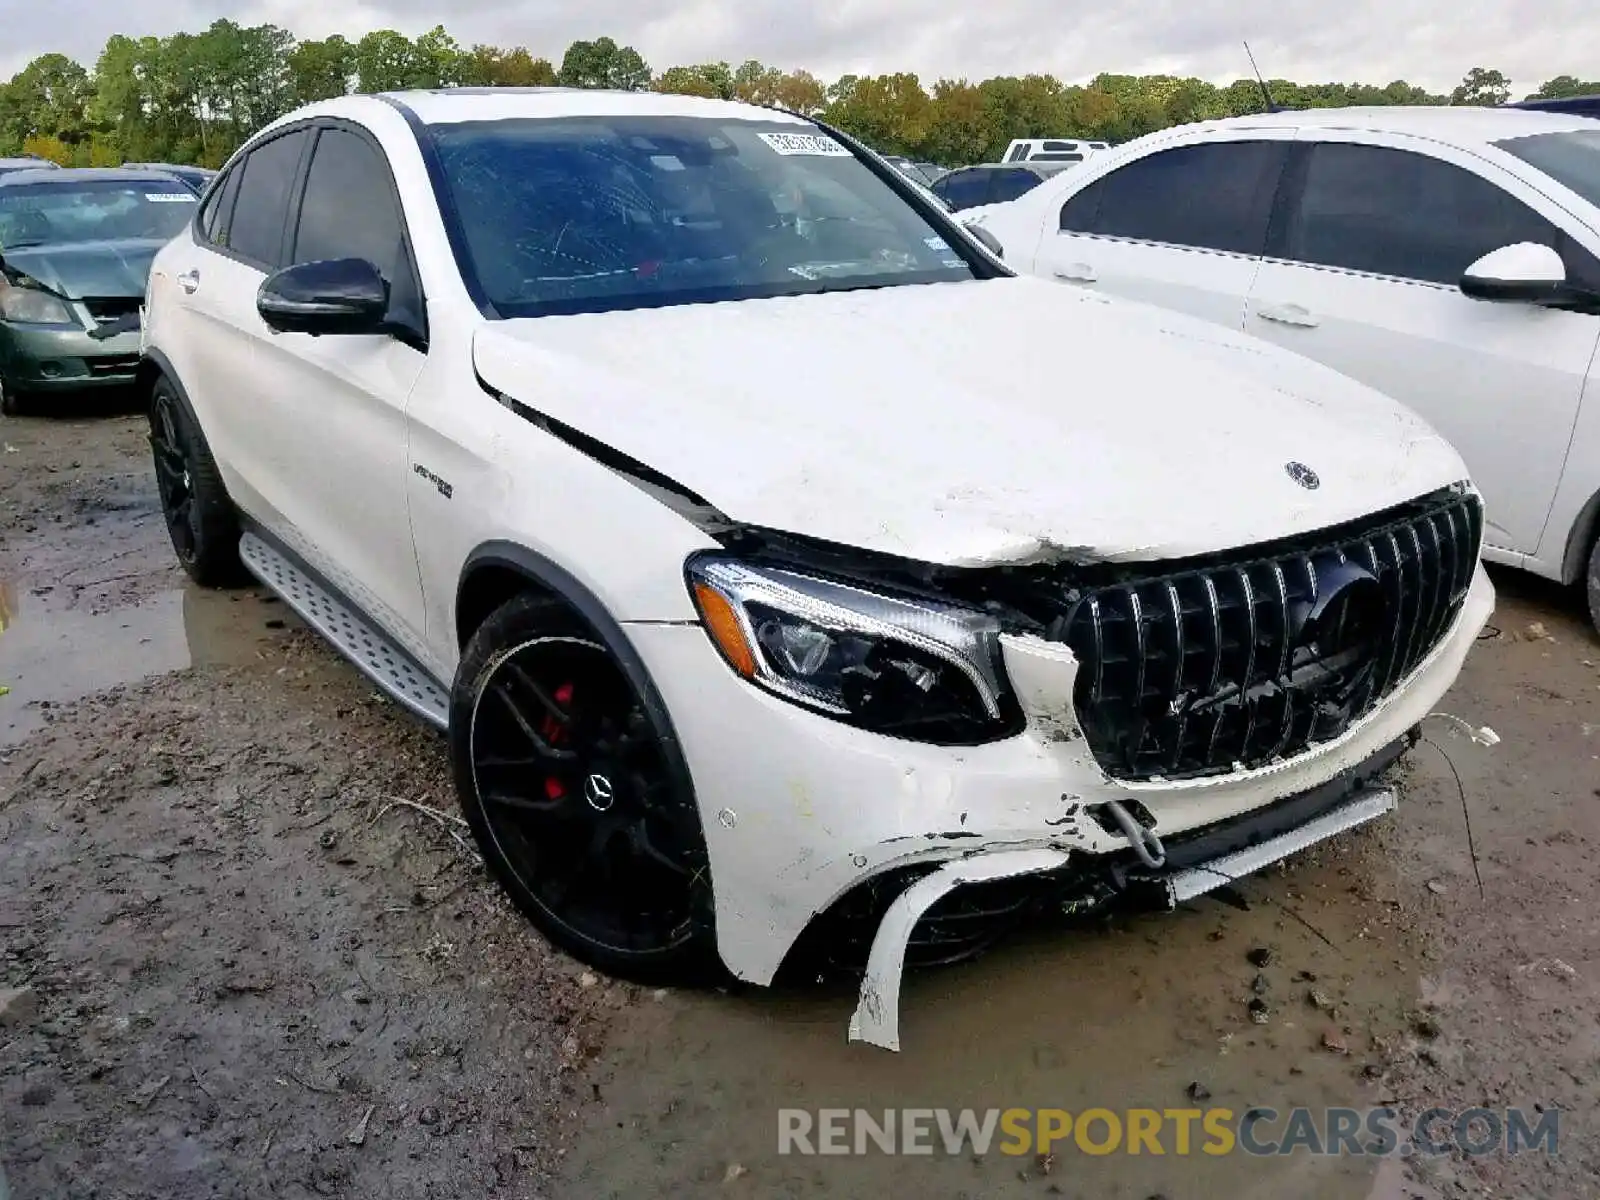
[5,0,1598,96]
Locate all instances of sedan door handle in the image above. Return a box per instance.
[1255,301,1318,327]
[177,270,200,294]
[1053,263,1097,283]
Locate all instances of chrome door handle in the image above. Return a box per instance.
[1053,263,1097,283]
[177,270,200,294]
[1255,301,1318,327]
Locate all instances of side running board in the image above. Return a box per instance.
[238,532,450,730]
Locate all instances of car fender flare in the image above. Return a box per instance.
[137,347,199,427]
[1561,484,1600,585]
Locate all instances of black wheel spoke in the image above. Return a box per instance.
[503,662,573,727]
[629,818,691,877]
[540,855,588,912]
[481,790,574,817]
[475,755,548,771]
[491,683,576,762]
[151,447,184,485]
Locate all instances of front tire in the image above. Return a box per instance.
[451,593,719,984]
[148,374,247,588]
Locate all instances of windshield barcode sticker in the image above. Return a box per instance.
[758,132,851,157]
[145,193,196,202]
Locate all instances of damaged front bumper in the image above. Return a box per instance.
[622,563,1494,1049]
[847,776,1398,1050]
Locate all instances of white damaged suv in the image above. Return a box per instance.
[139,89,1493,1049]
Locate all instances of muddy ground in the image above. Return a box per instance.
[3,399,1599,1200]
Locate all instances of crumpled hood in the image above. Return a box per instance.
[474,276,1471,566]
[0,238,163,300]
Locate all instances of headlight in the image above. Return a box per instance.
[686,557,1020,744]
[0,279,75,325]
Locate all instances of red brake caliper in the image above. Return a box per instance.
[542,682,576,800]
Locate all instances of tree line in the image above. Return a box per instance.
[2,22,1596,170]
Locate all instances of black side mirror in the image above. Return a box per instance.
[965,222,1004,259]
[257,257,389,336]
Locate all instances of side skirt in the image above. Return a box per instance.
[238,530,449,730]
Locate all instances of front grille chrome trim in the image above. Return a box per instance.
[1056,489,1482,782]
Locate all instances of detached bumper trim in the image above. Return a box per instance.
[1160,787,1396,905]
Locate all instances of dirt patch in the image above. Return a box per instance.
[1,411,630,1199]
[4,405,1600,1199]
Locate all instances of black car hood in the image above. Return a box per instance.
[0,238,165,300]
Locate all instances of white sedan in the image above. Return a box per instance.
[970,106,1600,632]
[135,89,1491,1048]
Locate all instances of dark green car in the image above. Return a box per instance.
[0,168,199,415]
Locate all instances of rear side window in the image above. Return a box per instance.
[200,166,241,246]
[936,169,991,210]
[1285,143,1560,285]
[989,169,1046,203]
[1058,140,1287,256]
[226,129,311,267]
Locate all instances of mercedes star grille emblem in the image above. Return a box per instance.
[1285,461,1320,490]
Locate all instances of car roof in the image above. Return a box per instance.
[0,157,59,169]
[1194,105,1596,145]
[124,162,213,173]
[0,166,194,187]
[291,87,815,130]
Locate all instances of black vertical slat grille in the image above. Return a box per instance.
[1055,489,1482,782]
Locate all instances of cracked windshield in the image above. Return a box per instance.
[431,116,974,315]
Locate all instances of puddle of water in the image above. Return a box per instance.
[0,582,291,746]
[563,843,1426,1199]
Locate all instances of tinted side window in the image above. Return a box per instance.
[937,169,991,211]
[1058,175,1106,233]
[1286,143,1560,285]
[292,129,406,282]
[989,169,1045,203]
[200,165,241,246]
[1057,141,1286,255]
[227,129,311,267]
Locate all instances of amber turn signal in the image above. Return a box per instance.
[692,581,757,678]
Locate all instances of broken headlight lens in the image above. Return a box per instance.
[0,278,75,325]
[686,557,1020,744]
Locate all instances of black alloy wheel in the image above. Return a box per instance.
[147,375,245,587]
[453,596,716,982]
[150,387,198,563]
